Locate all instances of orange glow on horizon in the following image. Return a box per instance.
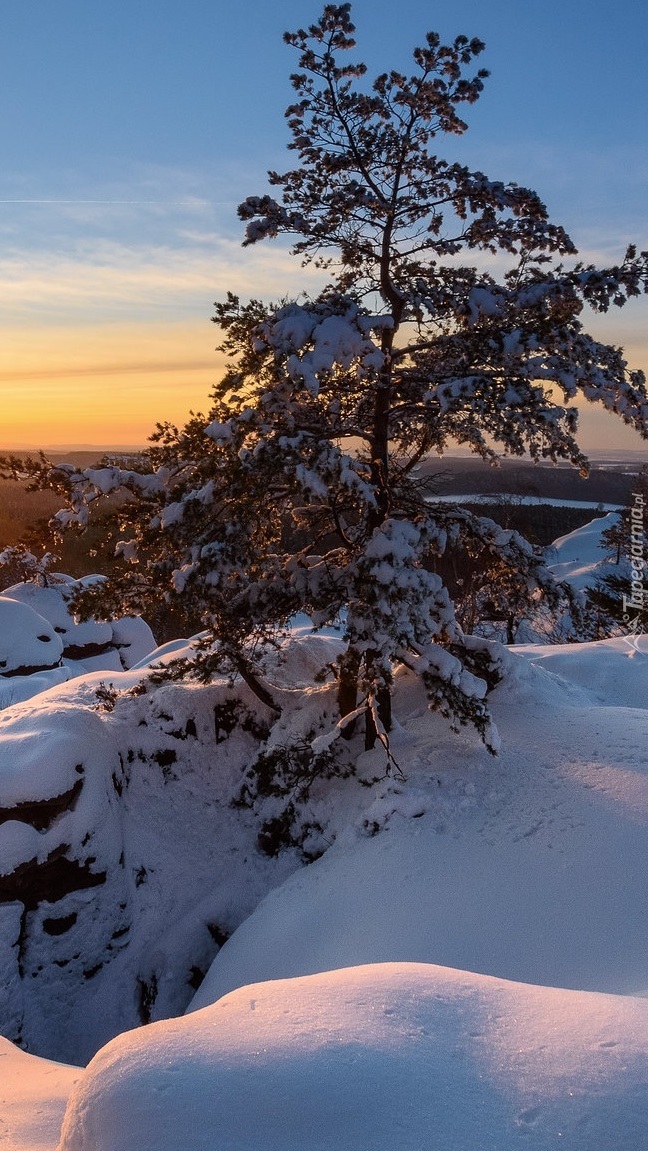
[0,319,646,455]
[0,321,224,448]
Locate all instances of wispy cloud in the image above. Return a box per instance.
[0,154,644,450]
[0,356,217,382]
[0,235,321,326]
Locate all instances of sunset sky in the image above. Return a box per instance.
[0,0,646,451]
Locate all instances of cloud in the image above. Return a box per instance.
[0,153,644,450]
[0,357,216,383]
[0,235,322,327]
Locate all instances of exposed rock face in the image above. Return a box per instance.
[0,624,354,1065]
[0,660,324,1065]
[0,706,128,1061]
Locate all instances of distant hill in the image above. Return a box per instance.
[0,451,641,565]
[0,448,145,469]
[422,456,642,506]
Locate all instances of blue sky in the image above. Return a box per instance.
[0,0,646,448]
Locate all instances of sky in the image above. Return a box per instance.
[0,0,646,452]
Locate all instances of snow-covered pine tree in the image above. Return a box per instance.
[5,3,648,754]
[0,543,59,588]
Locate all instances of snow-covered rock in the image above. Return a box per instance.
[0,595,64,676]
[0,701,129,1062]
[0,576,156,707]
[0,522,646,1145]
[109,614,158,669]
[0,621,645,1072]
[2,579,113,654]
[0,644,342,1064]
[0,621,646,1147]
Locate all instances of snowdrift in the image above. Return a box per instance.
[0,1036,80,1151]
[59,963,648,1151]
[190,634,648,1008]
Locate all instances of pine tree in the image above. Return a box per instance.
[0,543,59,589]
[5,4,648,754]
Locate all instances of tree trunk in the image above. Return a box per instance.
[364,320,400,741]
[367,321,396,534]
[367,382,391,533]
[337,647,361,738]
[231,653,281,715]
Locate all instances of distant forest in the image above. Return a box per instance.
[427,456,641,505]
[0,454,636,583]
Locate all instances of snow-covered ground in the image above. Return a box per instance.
[1,515,647,1149]
[188,635,648,1009]
[545,510,621,592]
[0,1038,80,1151]
[60,962,648,1151]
